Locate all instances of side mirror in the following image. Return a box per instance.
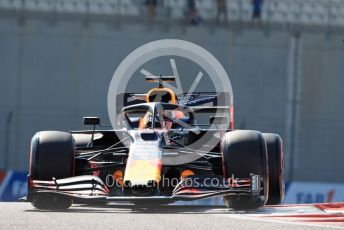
[209,116,228,125]
[83,117,100,126]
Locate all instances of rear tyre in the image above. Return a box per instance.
[29,131,75,210]
[263,133,285,205]
[222,130,269,210]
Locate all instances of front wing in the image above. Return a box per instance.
[26,174,262,204]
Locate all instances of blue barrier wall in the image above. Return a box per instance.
[0,170,27,202]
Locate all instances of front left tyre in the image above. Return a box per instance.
[221,130,269,210]
[29,131,75,210]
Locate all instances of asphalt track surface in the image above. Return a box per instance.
[1,202,343,230]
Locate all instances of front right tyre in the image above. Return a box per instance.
[29,131,75,210]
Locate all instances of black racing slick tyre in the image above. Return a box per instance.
[222,130,269,210]
[263,133,285,205]
[29,131,75,210]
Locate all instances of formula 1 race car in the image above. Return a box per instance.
[27,76,285,210]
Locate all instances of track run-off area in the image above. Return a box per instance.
[0,202,343,230]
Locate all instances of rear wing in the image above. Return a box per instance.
[115,92,233,128]
[146,75,175,82]
[116,92,229,107]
